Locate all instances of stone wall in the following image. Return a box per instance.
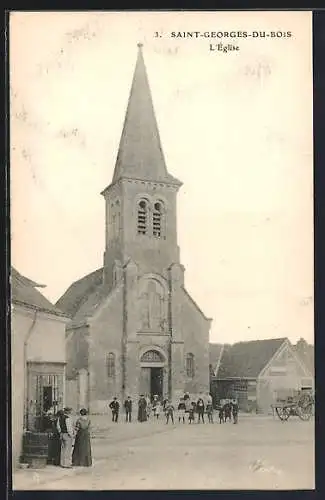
[180,288,210,396]
[88,285,124,412]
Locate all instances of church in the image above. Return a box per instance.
[56,44,212,413]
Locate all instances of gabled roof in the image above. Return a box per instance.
[292,341,314,376]
[111,44,181,187]
[182,286,211,322]
[55,268,104,318]
[217,338,287,379]
[11,267,67,317]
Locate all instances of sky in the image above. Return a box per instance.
[10,11,314,345]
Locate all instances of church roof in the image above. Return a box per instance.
[11,267,67,317]
[216,338,287,379]
[55,268,104,318]
[182,286,212,321]
[111,44,181,186]
[73,283,113,321]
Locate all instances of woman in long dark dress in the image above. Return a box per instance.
[137,395,147,422]
[72,409,92,467]
[48,410,62,465]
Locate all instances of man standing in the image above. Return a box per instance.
[124,396,132,423]
[56,407,74,468]
[109,397,120,423]
[224,401,232,422]
[162,395,168,412]
[219,406,225,424]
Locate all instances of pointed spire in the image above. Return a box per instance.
[112,44,181,185]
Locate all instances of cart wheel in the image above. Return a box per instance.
[297,404,313,421]
[276,407,290,421]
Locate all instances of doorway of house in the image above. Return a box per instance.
[42,385,53,412]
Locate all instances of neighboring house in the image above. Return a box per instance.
[209,338,314,414]
[11,267,69,467]
[56,44,211,413]
[293,338,314,377]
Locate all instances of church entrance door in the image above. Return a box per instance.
[140,349,166,400]
[150,367,163,399]
[139,367,151,396]
[139,367,164,400]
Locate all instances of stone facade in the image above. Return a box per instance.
[58,45,211,412]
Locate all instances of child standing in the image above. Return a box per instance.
[152,395,158,418]
[188,402,195,424]
[196,397,205,424]
[206,402,214,423]
[155,401,161,420]
[177,398,186,423]
[165,401,175,424]
[232,401,239,424]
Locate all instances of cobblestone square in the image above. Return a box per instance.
[13,415,314,491]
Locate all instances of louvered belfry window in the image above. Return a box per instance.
[137,200,148,235]
[153,202,162,238]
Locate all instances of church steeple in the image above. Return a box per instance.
[112,43,181,186]
[102,44,182,286]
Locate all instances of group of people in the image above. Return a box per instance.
[163,396,212,424]
[108,393,239,425]
[46,407,92,469]
[218,400,239,424]
[39,393,238,469]
[108,394,157,423]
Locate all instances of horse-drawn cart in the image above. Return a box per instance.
[272,390,314,422]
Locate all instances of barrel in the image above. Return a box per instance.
[21,432,49,469]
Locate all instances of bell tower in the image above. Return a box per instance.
[101,44,182,285]
[58,44,211,410]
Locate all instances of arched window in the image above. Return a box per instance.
[140,350,164,363]
[186,353,195,378]
[137,200,148,235]
[106,352,116,378]
[153,202,163,238]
